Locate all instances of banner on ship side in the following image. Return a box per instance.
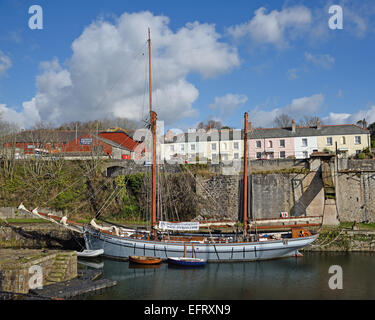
[158,221,200,231]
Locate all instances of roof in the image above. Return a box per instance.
[249,124,369,139]
[98,131,139,151]
[12,130,89,143]
[164,125,370,143]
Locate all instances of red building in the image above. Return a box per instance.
[6,129,141,160]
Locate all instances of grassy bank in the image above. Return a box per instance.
[303,223,375,252]
[0,160,147,222]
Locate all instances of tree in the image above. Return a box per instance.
[368,122,375,148]
[273,114,292,128]
[196,120,223,131]
[299,116,323,127]
[0,114,20,179]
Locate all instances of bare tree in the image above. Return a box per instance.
[273,114,292,128]
[0,117,20,180]
[299,116,323,127]
[196,120,223,131]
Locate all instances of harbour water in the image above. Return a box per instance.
[79,252,375,300]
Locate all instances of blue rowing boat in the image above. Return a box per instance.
[167,257,207,267]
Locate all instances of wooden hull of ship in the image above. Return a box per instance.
[83,226,318,262]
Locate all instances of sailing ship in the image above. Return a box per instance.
[18,28,319,262]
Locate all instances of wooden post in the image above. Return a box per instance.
[151,111,157,233]
[148,28,157,235]
[243,112,248,237]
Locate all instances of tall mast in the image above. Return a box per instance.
[148,28,157,233]
[243,112,248,237]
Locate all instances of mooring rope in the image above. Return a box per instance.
[309,228,346,248]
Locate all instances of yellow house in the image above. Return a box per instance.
[316,125,370,157]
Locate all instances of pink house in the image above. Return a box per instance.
[248,131,295,159]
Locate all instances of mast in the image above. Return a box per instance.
[243,112,248,237]
[148,28,157,234]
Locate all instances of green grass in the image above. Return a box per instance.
[340,221,375,230]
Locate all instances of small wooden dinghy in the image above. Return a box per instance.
[77,249,104,258]
[129,256,162,265]
[167,257,207,267]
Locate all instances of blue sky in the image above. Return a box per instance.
[0,0,374,131]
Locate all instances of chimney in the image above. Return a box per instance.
[317,119,321,130]
[248,121,252,131]
[363,118,367,129]
[292,120,296,133]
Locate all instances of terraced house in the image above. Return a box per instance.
[161,122,370,162]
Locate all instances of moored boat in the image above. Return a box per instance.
[77,249,104,258]
[167,257,206,267]
[129,255,162,265]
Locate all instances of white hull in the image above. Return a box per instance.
[77,249,104,258]
[83,226,318,262]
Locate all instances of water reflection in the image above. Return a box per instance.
[82,252,375,300]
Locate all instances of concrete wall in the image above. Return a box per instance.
[249,171,324,220]
[336,171,375,222]
[193,171,324,221]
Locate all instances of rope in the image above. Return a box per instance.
[94,184,122,219]
[309,228,345,248]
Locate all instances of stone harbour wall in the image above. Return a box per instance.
[0,222,83,250]
[335,171,375,223]
[0,249,77,294]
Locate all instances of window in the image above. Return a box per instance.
[280,151,286,158]
[342,136,346,144]
[302,138,308,147]
[212,154,219,162]
[256,152,262,159]
[223,143,227,150]
[234,142,239,150]
[169,145,174,152]
[356,150,361,155]
[355,136,361,145]
[191,144,195,151]
[180,144,184,152]
[234,153,239,160]
[280,140,285,147]
[326,137,333,146]
[256,141,261,148]
[211,143,217,151]
[268,141,273,148]
[303,151,308,158]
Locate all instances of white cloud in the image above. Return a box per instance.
[323,106,375,125]
[209,93,248,118]
[305,52,335,69]
[250,94,324,127]
[284,94,324,115]
[287,68,299,80]
[0,51,12,76]
[1,11,240,128]
[227,6,312,48]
